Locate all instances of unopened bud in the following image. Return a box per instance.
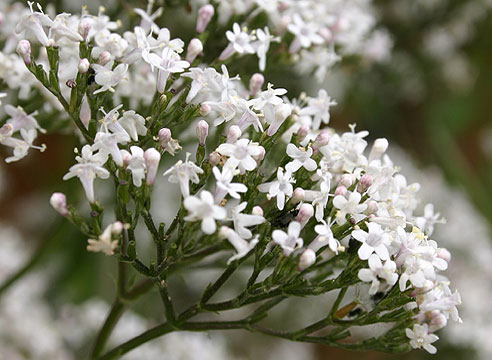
[366,200,378,214]
[78,18,91,41]
[357,174,373,193]
[0,124,14,139]
[158,128,172,149]
[296,203,314,227]
[312,130,331,152]
[339,173,355,188]
[186,38,203,63]
[249,73,264,96]
[196,4,215,33]
[78,58,90,73]
[368,138,389,162]
[319,27,333,42]
[209,151,221,166]
[196,120,209,146]
[98,51,111,65]
[253,146,265,164]
[111,221,125,235]
[297,124,309,142]
[120,149,131,167]
[200,103,211,116]
[144,148,161,185]
[16,40,31,65]
[292,187,305,204]
[226,125,241,143]
[298,249,316,271]
[334,186,347,196]
[437,248,451,263]
[252,206,264,217]
[50,192,68,216]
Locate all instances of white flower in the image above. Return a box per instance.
[405,324,439,354]
[248,83,287,121]
[231,202,265,239]
[4,105,44,133]
[219,23,255,60]
[146,47,189,92]
[49,13,83,43]
[272,221,303,256]
[299,89,337,130]
[333,191,367,224]
[98,104,127,135]
[352,222,391,261]
[358,254,398,295]
[399,256,435,291]
[220,226,259,264]
[313,218,340,254]
[63,145,110,203]
[163,153,203,198]
[92,63,129,94]
[87,222,127,256]
[285,144,317,173]
[254,27,277,71]
[213,166,248,203]
[414,204,445,236]
[257,167,295,210]
[287,14,324,53]
[184,190,227,234]
[118,111,147,141]
[216,139,263,174]
[92,131,129,167]
[15,4,53,46]
[126,146,146,187]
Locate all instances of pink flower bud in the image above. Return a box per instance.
[50,192,68,216]
[368,138,389,162]
[196,120,209,146]
[0,124,14,139]
[111,221,125,235]
[429,311,447,332]
[16,40,31,65]
[319,27,333,42]
[226,125,242,143]
[186,38,203,63]
[334,186,347,196]
[120,149,132,167]
[78,58,90,73]
[357,174,373,193]
[366,200,378,214]
[78,18,91,41]
[200,103,211,116]
[209,151,221,166]
[249,73,264,96]
[296,203,314,227]
[312,130,331,152]
[98,51,111,65]
[339,173,355,187]
[196,4,215,33]
[437,248,451,263]
[158,128,172,149]
[252,206,264,216]
[144,148,161,185]
[253,146,265,164]
[298,249,316,271]
[291,188,305,204]
[297,124,309,142]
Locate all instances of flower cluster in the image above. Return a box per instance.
[0,1,460,357]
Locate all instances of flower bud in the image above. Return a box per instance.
[297,124,309,142]
[437,248,451,263]
[253,146,265,164]
[111,221,125,235]
[291,187,305,204]
[0,124,14,139]
[429,311,447,332]
[226,125,242,143]
[252,206,264,217]
[196,4,215,33]
[339,173,355,187]
[78,58,90,73]
[357,174,373,193]
[208,151,221,166]
[334,185,347,196]
[186,38,203,63]
[366,200,378,214]
[368,138,389,162]
[120,149,132,166]
[50,192,68,216]
[312,130,331,152]
[249,73,264,96]
[298,249,316,271]
[196,120,209,146]
[319,27,333,42]
[16,40,31,65]
[158,128,172,149]
[78,18,91,41]
[200,103,211,116]
[144,148,161,185]
[98,51,111,65]
[296,203,314,228]
[267,103,291,136]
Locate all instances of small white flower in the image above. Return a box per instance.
[285,143,317,173]
[333,191,367,224]
[313,218,340,254]
[216,138,263,174]
[257,167,295,210]
[146,47,189,92]
[213,166,248,203]
[358,254,398,295]
[414,204,445,236]
[92,131,129,167]
[163,153,203,198]
[219,23,255,60]
[220,226,259,264]
[272,221,303,256]
[254,27,277,71]
[87,222,127,256]
[248,83,287,121]
[299,89,337,130]
[118,110,147,141]
[126,146,146,187]
[287,14,324,53]
[184,190,227,234]
[92,63,129,94]
[352,222,391,261]
[4,105,44,133]
[231,202,265,239]
[405,323,439,354]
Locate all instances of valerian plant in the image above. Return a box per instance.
[0,1,460,359]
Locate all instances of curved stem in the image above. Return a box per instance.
[91,299,125,359]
